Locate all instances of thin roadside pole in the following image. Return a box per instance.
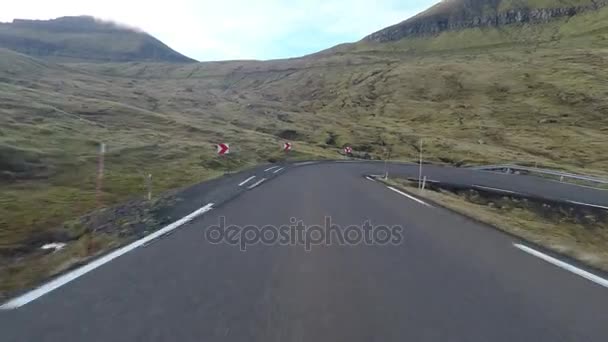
[418,139,423,190]
[96,143,106,207]
[146,174,152,201]
[383,148,391,179]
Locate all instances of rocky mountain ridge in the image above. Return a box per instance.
[365,0,607,42]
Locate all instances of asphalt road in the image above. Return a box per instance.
[1,162,607,341]
[376,161,608,207]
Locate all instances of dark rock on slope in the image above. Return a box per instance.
[365,0,607,42]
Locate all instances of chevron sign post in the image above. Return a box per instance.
[283,142,292,153]
[216,143,230,155]
[344,146,353,154]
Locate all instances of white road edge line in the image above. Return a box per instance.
[514,243,608,289]
[0,203,215,310]
[387,186,432,207]
[473,185,517,194]
[567,200,608,210]
[365,176,376,182]
[294,161,317,166]
[273,167,285,174]
[248,178,267,189]
[264,166,279,172]
[238,176,256,187]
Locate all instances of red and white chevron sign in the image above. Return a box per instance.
[283,142,292,152]
[344,146,353,154]
[216,143,230,155]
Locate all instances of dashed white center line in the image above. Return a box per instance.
[514,244,608,289]
[387,186,432,207]
[273,167,285,174]
[248,178,267,189]
[238,176,256,187]
[264,166,279,172]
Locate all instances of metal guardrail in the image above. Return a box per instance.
[470,164,608,185]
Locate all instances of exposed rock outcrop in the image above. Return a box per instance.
[365,0,607,42]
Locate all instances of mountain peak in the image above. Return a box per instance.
[10,16,142,34]
[0,16,196,63]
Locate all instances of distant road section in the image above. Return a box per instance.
[471,164,608,185]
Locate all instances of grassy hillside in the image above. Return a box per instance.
[415,0,597,19]
[0,16,196,63]
[355,2,608,54]
[0,49,334,247]
[1,1,608,298]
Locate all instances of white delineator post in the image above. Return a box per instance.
[383,148,391,179]
[96,143,106,207]
[418,139,423,190]
[147,174,152,201]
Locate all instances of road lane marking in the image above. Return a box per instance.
[273,167,285,174]
[387,186,432,207]
[408,177,440,184]
[238,176,256,187]
[567,200,608,210]
[514,244,608,289]
[264,166,279,172]
[365,176,376,182]
[473,185,517,194]
[248,178,267,189]
[0,203,215,310]
[294,161,317,166]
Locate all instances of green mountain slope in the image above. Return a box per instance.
[0,16,196,63]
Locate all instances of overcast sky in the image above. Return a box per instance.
[1,0,437,61]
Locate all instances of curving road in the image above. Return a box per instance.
[1,162,607,341]
[366,161,608,207]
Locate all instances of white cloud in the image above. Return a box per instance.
[1,0,437,61]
